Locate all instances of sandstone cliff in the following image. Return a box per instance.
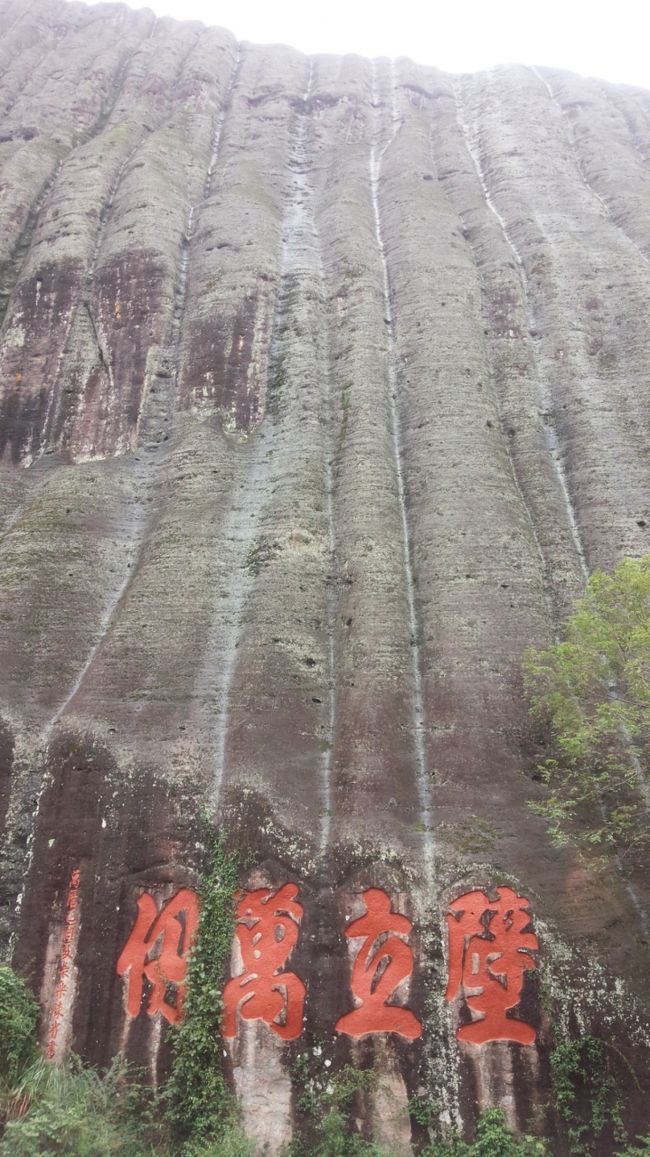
[1,0,650,1151]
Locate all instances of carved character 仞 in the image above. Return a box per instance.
[117,888,199,1025]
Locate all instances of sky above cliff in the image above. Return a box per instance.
[99,0,650,89]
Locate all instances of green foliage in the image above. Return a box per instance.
[181,1125,257,1156]
[292,1052,319,1119]
[523,556,650,859]
[314,1111,385,1157]
[287,1062,385,1157]
[423,1109,547,1156]
[327,1064,377,1112]
[408,1092,441,1129]
[617,1139,650,1156]
[0,1056,162,1155]
[0,966,39,1087]
[550,1036,627,1155]
[164,828,240,1149]
[0,1053,255,1156]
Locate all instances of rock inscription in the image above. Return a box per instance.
[444,887,539,1045]
[118,882,539,1045]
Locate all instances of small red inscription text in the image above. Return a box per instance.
[47,867,81,1060]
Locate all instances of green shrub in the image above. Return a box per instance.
[181,1126,257,1156]
[0,966,39,1087]
[408,1093,441,1129]
[286,1063,386,1157]
[423,1109,547,1156]
[523,556,650,860]
[0,1057,159,1155]
[0,1052,256,1156]
[316,1066,384,1156]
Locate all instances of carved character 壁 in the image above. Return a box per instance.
[445,886,538,1045]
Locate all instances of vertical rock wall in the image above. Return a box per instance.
[1,1,650,1150]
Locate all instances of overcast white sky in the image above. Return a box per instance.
[93,0,650,89]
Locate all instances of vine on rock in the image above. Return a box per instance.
[287,1059,382,1156]
[550,1036,628,1155]
[165,824,240,1150]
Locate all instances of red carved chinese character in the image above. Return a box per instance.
[117,888,199,1025]
[336,888,422,1040]
[445,887,539,1045]
[222,883,305,1041]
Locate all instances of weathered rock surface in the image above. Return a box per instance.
[1,0,650,1150]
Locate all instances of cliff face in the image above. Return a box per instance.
[1,0,650,1150]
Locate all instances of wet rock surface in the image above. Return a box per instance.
[1,1,650,1150]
